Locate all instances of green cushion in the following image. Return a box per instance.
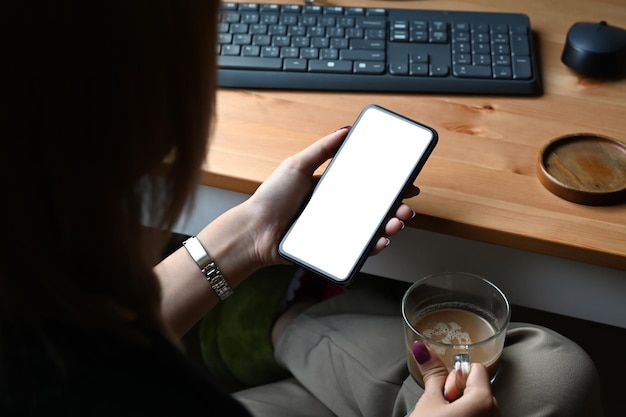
[199,265,296,391]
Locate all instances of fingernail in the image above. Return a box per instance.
[410,209,416,219]
[412,341,430,364]
[384,237,390,247]
[336,125,352,131]
[400,220,405,230]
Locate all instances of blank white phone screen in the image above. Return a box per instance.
[280,106,436,282]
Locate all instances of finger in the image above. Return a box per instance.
[464,363,492,392]
[443,370,462,402]
[369,236,390,256]
[286,128,349,174]
[412,341,449,397]
[380,204,415,243]
[384,217,405,236]
[447,364,499,417]
[394,203,415,222]
[445,362,491,402]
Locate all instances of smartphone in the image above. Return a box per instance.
[278,104,438,285]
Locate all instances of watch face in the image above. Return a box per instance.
[183,237,211,267]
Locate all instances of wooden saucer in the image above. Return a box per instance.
[537,133,626,205]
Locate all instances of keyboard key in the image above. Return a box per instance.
[410,30,429,42]
[430,31,448,43]
[389,63,409,75]
[241,45,260,56]
[261,46,280,57]
[284,59,308,71]
[221,45,241,56]
[309,60,353,73]
[320,48,338,60]
[430,64,449,77]
[219,55,282,70]
[473,43,491,54]
[474,54,491,65]
[340,49,385,61]
[453,64,492,78]
[511,34,530,55]
[453,53,472,64]
[357,17,386,29]
[354,61,386,74]
[410,63,429,76]
[512,56,533,79]
[411,53,429,63]
[494,66,513,78]
[350,39,385,50]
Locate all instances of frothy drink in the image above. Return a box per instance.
[406,306,502,385]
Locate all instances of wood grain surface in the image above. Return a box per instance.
[203,0,626,270]
[538,134,626,205]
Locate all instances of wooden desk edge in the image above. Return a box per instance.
[200,172,626,272]
[414,214,625,272]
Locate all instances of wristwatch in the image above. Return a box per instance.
[182,236,233,300]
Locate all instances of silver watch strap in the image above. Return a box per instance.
[182,236,233,300]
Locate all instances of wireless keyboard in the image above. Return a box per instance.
[218,2,541,95]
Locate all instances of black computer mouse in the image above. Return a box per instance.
[561,21,626,78]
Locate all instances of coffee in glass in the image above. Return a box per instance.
[402,272,510,387]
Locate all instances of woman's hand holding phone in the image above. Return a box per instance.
[278,105,437,285]
[242,123,418,271]
[371,186,420,256]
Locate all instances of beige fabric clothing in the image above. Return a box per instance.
[234,285,604,417]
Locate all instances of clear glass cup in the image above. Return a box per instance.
[402,272,511,387]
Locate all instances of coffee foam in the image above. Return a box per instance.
[422,321,473,345]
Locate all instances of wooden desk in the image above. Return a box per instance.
[204,0,626,271]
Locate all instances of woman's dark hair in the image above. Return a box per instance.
[0,0,219,346]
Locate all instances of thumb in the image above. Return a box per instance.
[463,363,493,393]
[411,341,449,395]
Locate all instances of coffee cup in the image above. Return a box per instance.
[402,272,510,387]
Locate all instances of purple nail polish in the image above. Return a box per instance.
[412,341,430,364]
